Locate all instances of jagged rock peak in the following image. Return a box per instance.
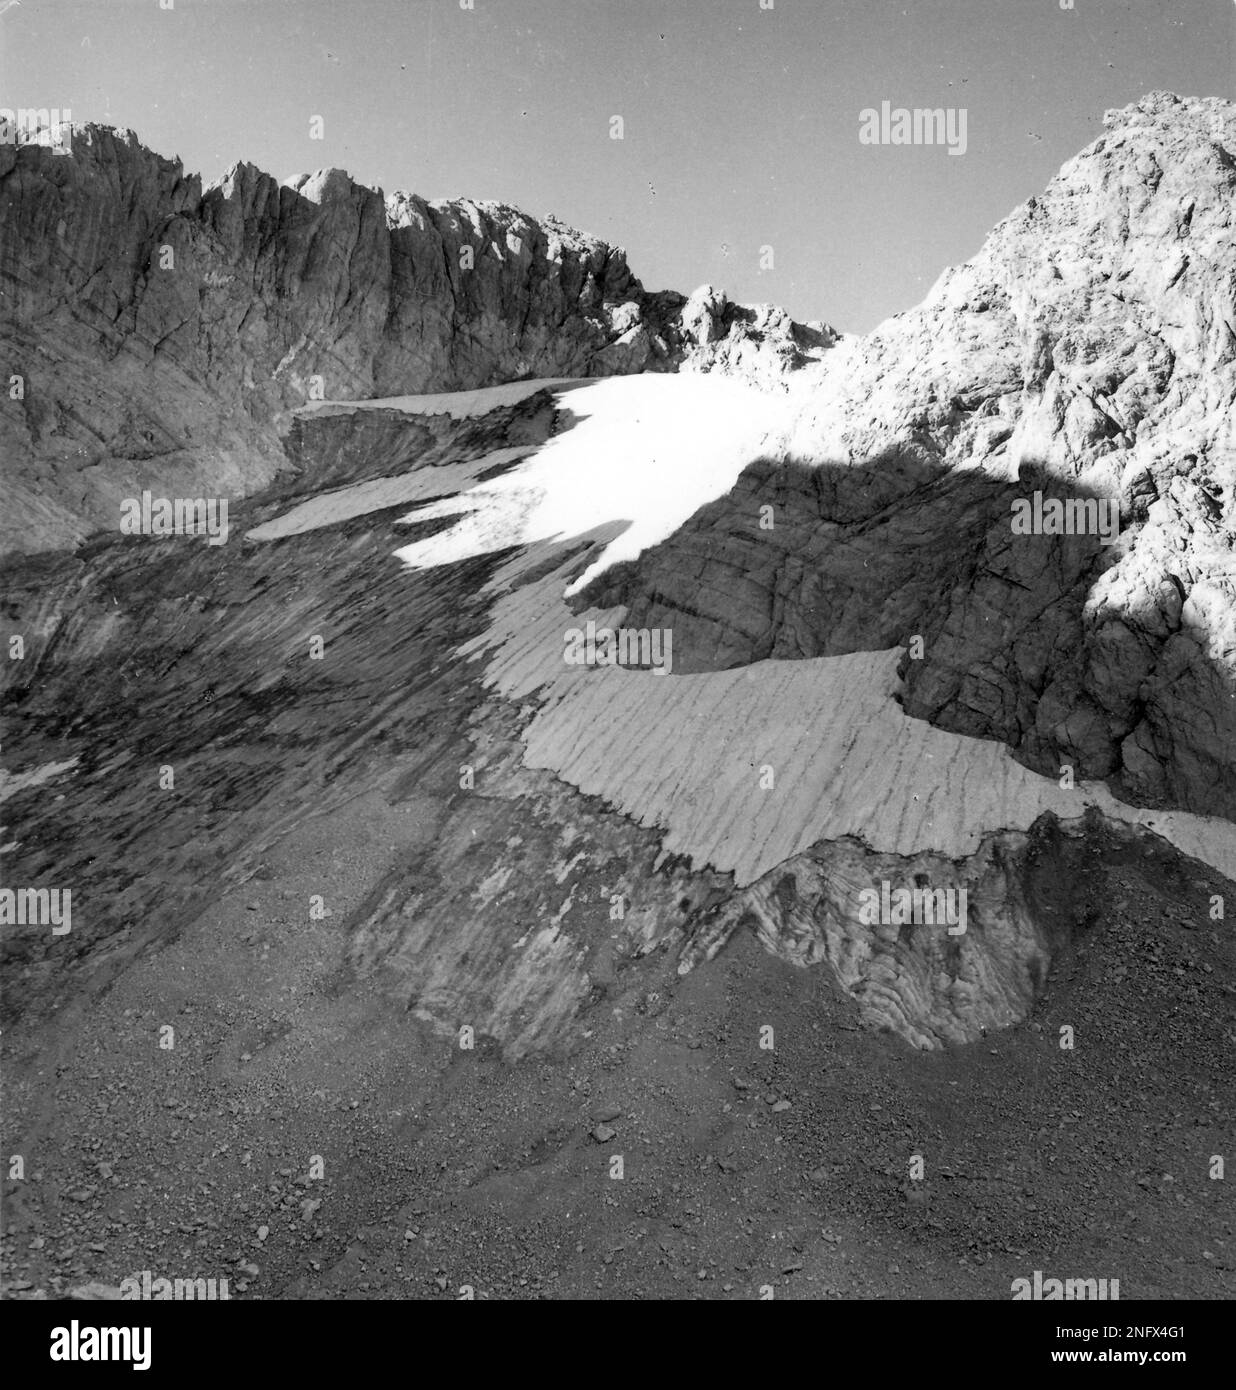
[0,122,831,554]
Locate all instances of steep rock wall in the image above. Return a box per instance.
[579,93,1236,819]
[0,127,834,555]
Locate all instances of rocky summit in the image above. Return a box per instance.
[1,91,1233,1302]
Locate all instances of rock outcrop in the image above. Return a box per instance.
[0,126,834,555]
[580,92,1236,821]
[676,811,1204,1050]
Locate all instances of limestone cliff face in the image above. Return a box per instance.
[581,92,1236,821]
[0,126,834,555]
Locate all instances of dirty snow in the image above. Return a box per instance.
[246,447,532,540]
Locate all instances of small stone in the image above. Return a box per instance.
[590,1124,617,1143]
[69,1282,124,1300]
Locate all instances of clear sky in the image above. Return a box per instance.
[2,0,1232,332]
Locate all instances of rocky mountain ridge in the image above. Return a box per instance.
[0,124,834,556]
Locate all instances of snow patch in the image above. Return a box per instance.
[246,447,531,540]
[393,375,788,594]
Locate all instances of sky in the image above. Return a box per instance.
[2,0,1232,333]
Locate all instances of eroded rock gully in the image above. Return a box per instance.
[0,398,730,1058]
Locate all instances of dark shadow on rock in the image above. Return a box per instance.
[573,449,1235,821]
